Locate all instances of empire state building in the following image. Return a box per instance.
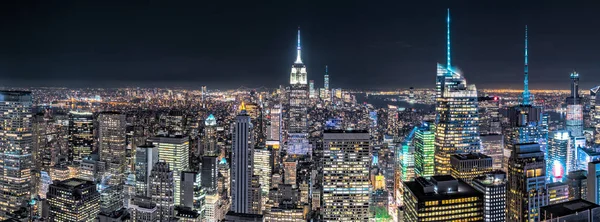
[287,28,310,155]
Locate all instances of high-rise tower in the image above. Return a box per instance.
[98,111,127,186]
[507,143,547,221]
[434,9,480,175]
[68,110,94,163]
[0,91,33,219]
[287,27,310,155]
[523,26,531,105]
[231,102,254,214]
[566,71,583,137]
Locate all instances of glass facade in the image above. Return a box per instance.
[415,122,435,178]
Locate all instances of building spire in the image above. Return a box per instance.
[295,27,302,64]
[523,25,530,105]
[446,8,451,69]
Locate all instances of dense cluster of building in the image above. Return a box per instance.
[2,8,600,222]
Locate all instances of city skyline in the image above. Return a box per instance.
[2,1,600,89]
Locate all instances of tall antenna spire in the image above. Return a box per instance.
[446,8,451,69]
[295,27,302,64]
[523,25,530,105]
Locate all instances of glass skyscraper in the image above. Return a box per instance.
[414,122,435,178]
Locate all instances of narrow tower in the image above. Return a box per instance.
[295,27,302,64]
[523,26,531,105]
[446,8,451,69]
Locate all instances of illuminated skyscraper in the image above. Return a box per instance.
[150,135,190,206]
[202,114,218,156]
[414,122,435,178]
[590,86,600,145]
[309,80,315,99]
[68,110,94,163]
[253,146,271,195]
[450,153,493,185]
[231,102,254,214]
[0,91,33,219]
[507,143,547,221]
[403,176,484,221]
[322,130,370,221]
[324,65,329,91]
[434,9,480,175]
[98,111,127,186]
[472,171,506,222]
[287,28,310,155]
[150,161,175,220]
[135,143,159,197]
[547,131,569,182]
[566,71,583,137]
[47,178,100,222]
[180,171,202,213]
[400,127,416,183]
[502,27,546,173]
[267,105,282,143]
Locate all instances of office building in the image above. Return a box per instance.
[547,182,569,205]
[231,102,254,214]
[135,143,159,197]
[540,199,600,221]
[0,91,33,219]
[98,111,127,186]
[547,131,569,182]
[264,204,306,222]
[481,134,504,170]
[283,158,297,187]
[180,171,202,212]
[267,105,282,143]
[131,196,159,222]
[434,10,481,175]
[567,170,587,201]
[478,96,501,135]
[588,160,600,204]
[309,80,315,99]
[96,207,130,222]
[590,86,600,145]
[450,153,493,185]
[322,130,370,221]
[472,172,506,222]
[566,71,584,137]
[201,156,219,194]
[403,175,484,221]
[151,135,190,206]
[414,122,435,178]
[47,178,100,222]
[502,27,546,174]
[202,114,218,156]
[68,110,94,163]
[253,146,271,194]
[150,161,175,220]
[99,185,124,214]
[287,28,310,155]
[507,143,547,221]
[175,206,201,222]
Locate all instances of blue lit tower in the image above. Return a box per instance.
[324,65,329,91]
[434,9,480,175]
[523,26,531,105]
[287,27,310,155]
[502,26,546,173]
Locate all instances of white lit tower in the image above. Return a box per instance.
[566,71,585,172]
[287,28,310,155]
[0,91,33,219]
[434,9,480,175]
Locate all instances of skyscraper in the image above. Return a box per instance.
[590,86,600,145]
[547,131,569,182]
[472,171,507,222]
[0,91,33,219]
[450,153,493,185]
[68,110,94,163]
[322,130,370,221]
[502,27,546,174]
[202,114,218,156]
[566,71,583,137]
[151,135,190,206]
[414,122,435,178]
[47,178,100,222]
[507,143,547,221]
[201,156,218,194]
[231,102,254,214]
[287,28,310,155]
[267,105,282,143]
[135,143,159,197]
[587,160,600,204]
[98,111,127,186]
[324,65,329,91]
[309,80,315,99]
[434,9,480,175]
[253,146,271,195]
[151,161,175,221]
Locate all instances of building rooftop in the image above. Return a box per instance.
[451,152,491,160]
[541,199,600,218]
[55,178,95,189]
[404,176,482,202]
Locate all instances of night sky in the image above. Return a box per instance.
[1,1,600,89]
